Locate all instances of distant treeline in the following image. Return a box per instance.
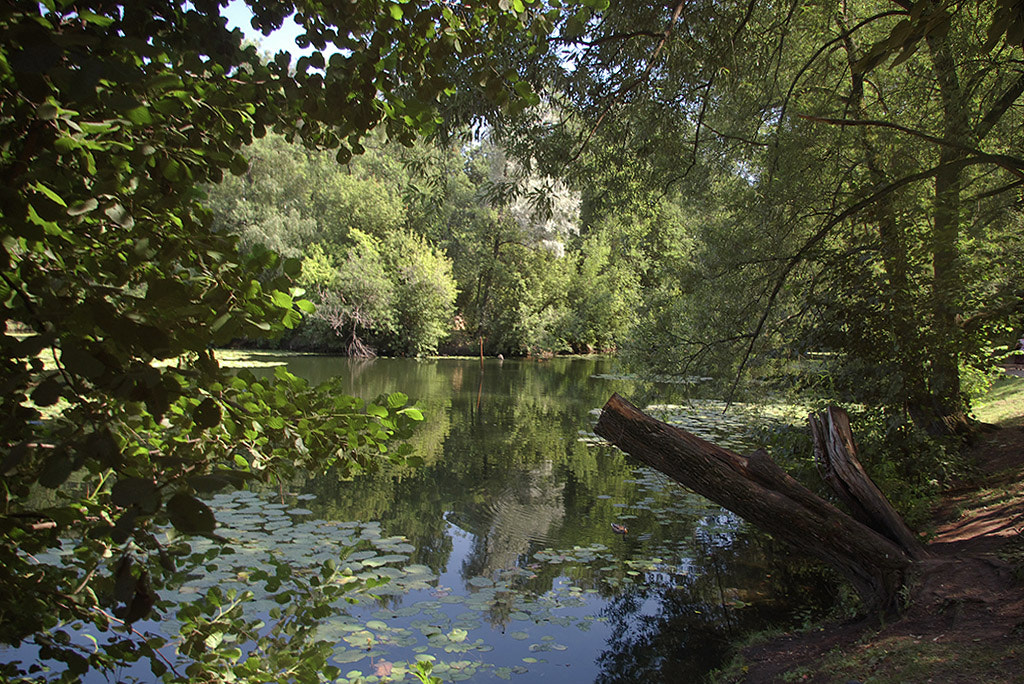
[206,132,657,357]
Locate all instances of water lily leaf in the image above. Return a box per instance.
[348,551,378,561]
[342,630,374,647]
[337,624,365,633]
[372,554,409,564]
[332,649,367,664]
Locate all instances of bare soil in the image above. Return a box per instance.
[731,422,1024,683]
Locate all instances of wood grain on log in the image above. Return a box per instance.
[810,407,927,560]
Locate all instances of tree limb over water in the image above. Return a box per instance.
[595,393,923,616]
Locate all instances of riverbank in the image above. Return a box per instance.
[717,372,1024,683]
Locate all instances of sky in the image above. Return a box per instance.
[220,0,315,61]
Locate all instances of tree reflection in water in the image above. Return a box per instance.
[265,356,841,680]
[596,527,840,682]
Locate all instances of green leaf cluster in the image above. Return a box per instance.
[0,0,559,679]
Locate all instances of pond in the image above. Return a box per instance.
[9,356,837,682]
[174,355,832,682]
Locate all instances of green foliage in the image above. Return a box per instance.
[296,234,397,356]
[0,0,559,679]
[382,231,459,357]
[168,552,386,684]
[318,174,407,245]
[299,242,340,292]
[211,129,624,357]
[203,134,320,258]
[845,406,963,526]
[435,194,576,356]
[295,230,458,357]
[751,403,953,529]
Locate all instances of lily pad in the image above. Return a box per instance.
[332,649,368,664]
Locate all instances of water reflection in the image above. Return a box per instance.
[288,358,651,581]
[1,356,844,682]
[243,355,836,680]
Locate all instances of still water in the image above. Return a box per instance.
[179,355,830,682]
[8,356,833,682]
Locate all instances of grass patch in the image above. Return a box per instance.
[789,635,1022,683]
[213,349,303,368]
[714,633,1024,683]
[974,374,1024,427]
[152,349,311,369]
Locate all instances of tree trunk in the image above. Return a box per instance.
[809,407,927,561]
[839,15,932,421]
[594,393,917,616]
[923,30,971,435]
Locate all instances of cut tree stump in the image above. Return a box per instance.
[594,393,919,616]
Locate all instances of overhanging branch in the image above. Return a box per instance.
[798,115,1024,178]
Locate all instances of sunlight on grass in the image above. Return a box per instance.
[800,636,1019,684]
[150,349,313,369]
[974,374,1024,426]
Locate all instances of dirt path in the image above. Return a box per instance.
[729,423,1024,683]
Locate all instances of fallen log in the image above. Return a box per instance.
[594,393,916,616]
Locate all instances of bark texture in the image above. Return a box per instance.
[810,406,928,561]
[595,393,915,616]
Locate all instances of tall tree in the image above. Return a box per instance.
[515,0,1024,435]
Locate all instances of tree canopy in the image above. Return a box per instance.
[488,0,1024,434]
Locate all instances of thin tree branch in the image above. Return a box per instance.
[975,70,1024,142]
[973,177,1024,200]
[566,0,686,164]
[798,115,1024,178]
[725,156,988,408]
[553,30,667,47]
